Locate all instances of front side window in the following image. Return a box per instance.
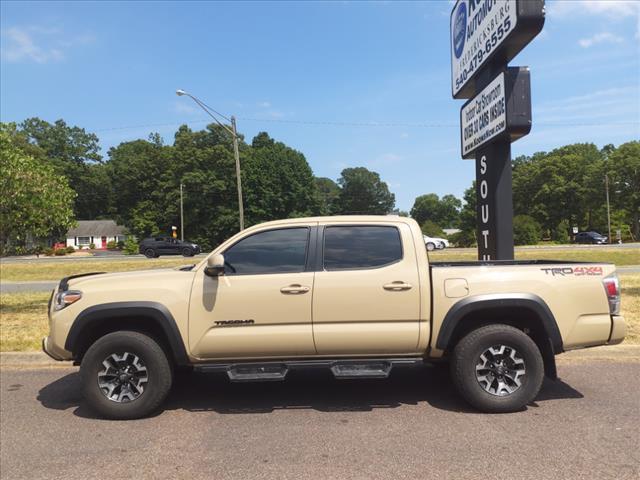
[224,228,309,275]
[323,226,402,270]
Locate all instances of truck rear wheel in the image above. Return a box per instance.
[80,331,173,420]
[451,324,544,413]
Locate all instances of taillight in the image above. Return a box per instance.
[603,274,620,315]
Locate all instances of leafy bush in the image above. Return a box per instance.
[420,220,445,238]
[123,236,139,255]
[513,215,542,246]
[89,243,95,250]
[106,240,117,250]
[54,249,66,256]
[43,247,55,256]
[66,246,75,254]
[551,220,570,244]
[449,229,477,247]
[116,240,125,250]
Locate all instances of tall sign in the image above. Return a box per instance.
[450,0,544,260]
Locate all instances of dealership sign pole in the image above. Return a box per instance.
[451,0,544,260]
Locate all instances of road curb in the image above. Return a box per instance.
[2,345,639,368]
[556,344,640,362]
[0,352,74,369]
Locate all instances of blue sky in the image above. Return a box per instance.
[1,0,639,211]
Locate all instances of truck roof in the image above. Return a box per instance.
[246,215,417,229]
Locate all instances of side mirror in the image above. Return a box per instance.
[204,254,225,277]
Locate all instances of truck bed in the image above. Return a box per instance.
[430,259,608,267]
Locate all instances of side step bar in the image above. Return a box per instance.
[193,358,424,383]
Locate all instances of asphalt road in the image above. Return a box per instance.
[1,362,638,480]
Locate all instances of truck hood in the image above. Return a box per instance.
[62,267,194,292]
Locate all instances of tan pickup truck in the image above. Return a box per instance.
[43,216,626,419]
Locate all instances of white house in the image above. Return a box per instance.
[66,220,127,250]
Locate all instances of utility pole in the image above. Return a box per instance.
[605,174,611,244]
[231,116,244,230]
[175,89,245,231]
[180,183,184,242]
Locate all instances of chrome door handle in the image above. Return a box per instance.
[383,281,412,291]
[280,284,310,294]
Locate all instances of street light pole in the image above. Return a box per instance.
[230,116,245,230]
[180,183,184,242]
[176,89,245,230]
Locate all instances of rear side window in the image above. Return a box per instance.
[323,226,402,270]
[224,228,309,275]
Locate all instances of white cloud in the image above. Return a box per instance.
[0,25,94,63]
[400,132,409,138]
[549,0,640,20]
[257,101,271,108]
[535,85,639,126]
[578,32,624,47]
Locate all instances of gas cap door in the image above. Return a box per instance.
[444,278,469,298]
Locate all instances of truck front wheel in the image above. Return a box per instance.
[451,324,544,413]
[80,331,173,420]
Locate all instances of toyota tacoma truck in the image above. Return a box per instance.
[43,216,626,419]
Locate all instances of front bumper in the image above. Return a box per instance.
[42,336,65,361]
[609,315,626,345]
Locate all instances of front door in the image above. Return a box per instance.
[312,223,421,355]
[101,236,107,249]
[189,225,317,359]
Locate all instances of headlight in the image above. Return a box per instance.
[192,244,198,248]
[54,290,82,311]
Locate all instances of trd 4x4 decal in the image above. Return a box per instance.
[541,266,603,277]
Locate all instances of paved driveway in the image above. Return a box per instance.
[1,361,638,480]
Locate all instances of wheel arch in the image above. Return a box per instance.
[65,302,190,366]
[436,294,563,378]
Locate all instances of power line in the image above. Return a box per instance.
[93,118,640,133]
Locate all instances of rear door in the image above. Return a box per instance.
[312,222,421,355]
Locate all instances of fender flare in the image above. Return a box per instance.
[65,301,189,365]
[435,293,563,354]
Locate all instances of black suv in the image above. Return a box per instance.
[138,237,201,258]
[574,231,608,245]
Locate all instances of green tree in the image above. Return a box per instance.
[244,133,320,224]
[450,183,477,247]
[513,215,542,246]
[410,193,461,227]
[0,124,76,251]
[107,135,170,237]
[512,144,604,235]
[17,118,106,219]
[607,141,640,239]
[334,167,395,215]
[411,193,439,225]
[314,177,340,215]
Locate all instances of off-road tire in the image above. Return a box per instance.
[144,248,158,258]
[80,331,173,420]
[451,324,544,413]
[426,242,435,251]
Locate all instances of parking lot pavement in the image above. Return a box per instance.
[1,362,638,480]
